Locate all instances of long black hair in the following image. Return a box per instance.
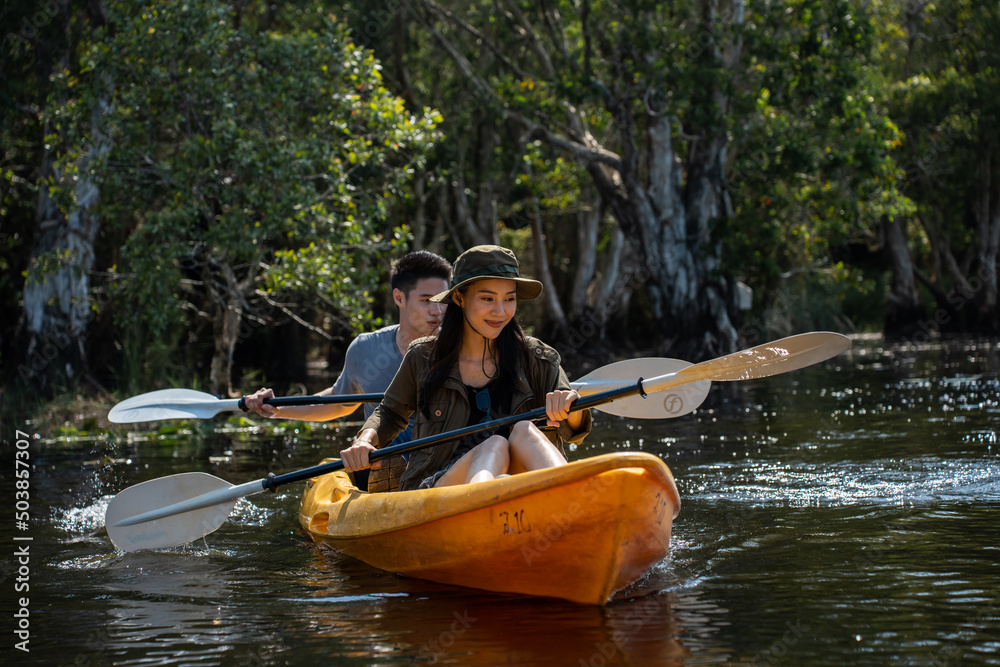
[418,286,544,418]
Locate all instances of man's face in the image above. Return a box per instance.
[395,277,449,337]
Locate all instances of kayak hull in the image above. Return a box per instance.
[298,452,680,605]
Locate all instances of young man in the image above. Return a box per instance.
[244,250,451,487]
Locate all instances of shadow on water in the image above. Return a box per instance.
[4,336,999,665]
[38,514,704,666]
[281,551,701,665]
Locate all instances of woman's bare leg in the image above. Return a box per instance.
[506,420,567,475]
[433,435,510,487]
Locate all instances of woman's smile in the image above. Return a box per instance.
[458,278,518,339]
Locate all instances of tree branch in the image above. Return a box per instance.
[507,108,622,169]
[500,0,556,78]
[419,0,534,80]
[539,0,580,76]
[256,291,335,340]
[410,1,622,170]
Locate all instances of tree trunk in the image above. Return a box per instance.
[594,227,630,347]
[591,100,739,359]
[451,141,474,247]
[973,150,999,332]
[411,0,747,358]
[569,190,601,320]
[209,299,241,398]
[451,122,499,249]
[596,225,626,315]
[393,14,420,109]
[564,221,631,360]
[525,176,568,337]
[882,216,924,338]
[207,261,256,397]
[915,228,974,332]
[19,86,111,395]
[474,115,499,245]
[411,173,427,250]
[577,1,744,360]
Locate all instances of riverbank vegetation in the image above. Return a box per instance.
[3,0,998,412]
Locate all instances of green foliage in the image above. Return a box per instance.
[884,0,1000,290]
[373,0,919,338]
[0,0,62,376]
[726,0,912,329]
[507,142,589,219]
[7,0,999,398]
[47,0,439,384]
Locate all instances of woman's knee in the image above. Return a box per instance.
[475,435,511,463]
[479,434,509,451]
[510,420,544,441]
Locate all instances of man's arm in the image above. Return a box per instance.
[242,386,361,422]
[243,330,386,422]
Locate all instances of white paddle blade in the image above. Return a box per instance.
[105,472,238,551]
[641,331,851,396]
[573,358,711,419]
[674,331,851,384]
[108,389,239,423]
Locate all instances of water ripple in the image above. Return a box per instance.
[684,456,1000,505]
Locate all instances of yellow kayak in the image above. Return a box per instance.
[298,452,681,605]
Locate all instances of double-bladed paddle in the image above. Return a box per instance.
[107,357,698,423]
[107,389,384,424]
[104,331,850,552]
[104,357,709,552]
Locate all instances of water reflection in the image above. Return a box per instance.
[288,552,696,665]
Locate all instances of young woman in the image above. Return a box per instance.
[340,245,591,491]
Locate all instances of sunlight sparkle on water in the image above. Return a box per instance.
[685,456,1000,506]
[53,495,113,534]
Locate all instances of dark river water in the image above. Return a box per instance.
[2,335,998,666]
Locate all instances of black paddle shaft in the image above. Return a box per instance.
[237,393,385,411]
[261,379,649,491]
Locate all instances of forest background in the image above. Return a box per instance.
[2,0,998,412]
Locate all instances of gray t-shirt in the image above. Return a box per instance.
[331,324,403,420]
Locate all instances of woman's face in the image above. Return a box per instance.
[454,278,518,340]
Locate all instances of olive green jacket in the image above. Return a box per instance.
[362,336,592,491]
